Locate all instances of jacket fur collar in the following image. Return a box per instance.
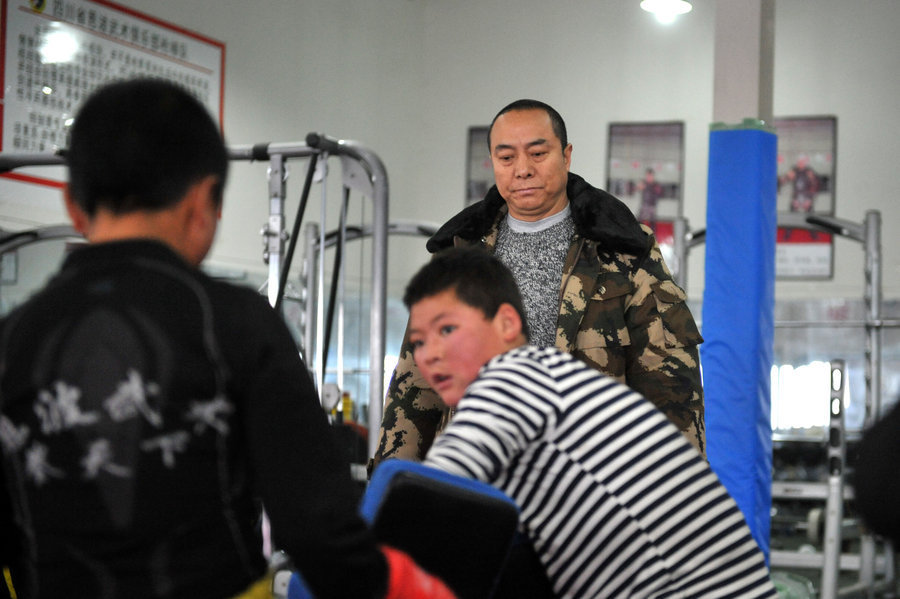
[426,172,649,256]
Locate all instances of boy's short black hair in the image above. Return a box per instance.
[66,78,228,216]
[403,248,530,340]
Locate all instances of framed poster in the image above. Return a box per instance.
[774,116,837,279]
[465,125,492,206]
[1,0,225,188]
[606,121,684,262]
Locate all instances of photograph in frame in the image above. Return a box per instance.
[606,121,684,266]
[774,115,837,279]
[466,126,493,207]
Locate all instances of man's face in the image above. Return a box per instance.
[408,289,509,407]
[490,108,572,221]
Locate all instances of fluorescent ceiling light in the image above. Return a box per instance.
[640,0,693,24]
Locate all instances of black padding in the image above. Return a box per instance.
[370,470,519,599]
[491,534,556,598]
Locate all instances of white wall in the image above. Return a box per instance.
[772,0,900,300]
[2,0,899,304]
[414,0,716,298]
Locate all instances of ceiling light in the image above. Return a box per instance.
[640,0,693,24]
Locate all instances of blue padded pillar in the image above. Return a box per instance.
[701,120,776,560]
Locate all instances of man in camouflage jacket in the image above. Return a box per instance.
[374,171,705,464]
[373,100,705,469]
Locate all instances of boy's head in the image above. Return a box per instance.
[65,78,228,217]
[404,248,529,407]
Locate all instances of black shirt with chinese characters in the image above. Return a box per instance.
[0,240,386,599]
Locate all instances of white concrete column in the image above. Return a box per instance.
[713,0,775,124]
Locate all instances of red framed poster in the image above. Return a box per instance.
[1,0,225,188]
[606,121,685,265]
[774,115,837,279]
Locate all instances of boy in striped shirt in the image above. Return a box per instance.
[405,247,776,599]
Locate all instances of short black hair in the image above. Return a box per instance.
[66,78,228,216]
[487,99,568,152]
[403,247,530,340]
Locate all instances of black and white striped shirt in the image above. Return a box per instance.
[425,346,777,599]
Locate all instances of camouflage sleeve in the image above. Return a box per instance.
[624,235,706,456]
[371,322,450,470]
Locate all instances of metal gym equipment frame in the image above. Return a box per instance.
[299,220,438,397]
[0,223,81,255]
[673,210,898,598]
[0,134,391,457]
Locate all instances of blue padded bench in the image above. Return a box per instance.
[285,459,522,599]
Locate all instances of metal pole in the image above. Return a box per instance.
[820,360,846,599]
[227,142,317,162]
[336,191,349,395]
[864,210,883,425]
[857,210,882,594]
[301,223,319,383]
[316,161,328,394]
[264,153,287,308]
[306,134,389,458]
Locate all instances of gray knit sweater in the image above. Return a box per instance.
[494,206,574,348]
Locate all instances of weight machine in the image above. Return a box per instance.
[672,210,898,597]
[0,132,391,456]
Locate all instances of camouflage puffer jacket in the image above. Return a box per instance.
[373,172,705,469]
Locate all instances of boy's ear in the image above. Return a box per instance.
[494,302,524,343]
[183,175,221,226]
[62,186,90,235]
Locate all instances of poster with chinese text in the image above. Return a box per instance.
[1,0,225,188]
